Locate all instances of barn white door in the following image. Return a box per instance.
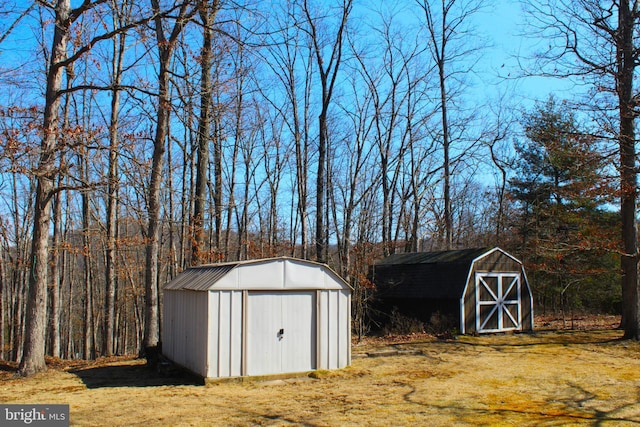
[475,273,521,333]
[246,292,316,376]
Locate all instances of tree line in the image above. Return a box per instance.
[0,0,637,375]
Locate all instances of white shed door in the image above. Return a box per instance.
[246,291,316,376]
[475,273,521,333]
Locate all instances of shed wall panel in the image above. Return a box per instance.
[323,274,349,291]
[284,261,325,288]
[331,290,339,369]
[162,290,208,377]
[206,290,242,378]
[239,261,285,288]
[319,291,337,369]
[472,249,523,275]
[521,273,534,330]
[462,280,476,334]
[213,268,239,288]
[318,289,351,370]
[207,292,219,376]
[335,290,351,368]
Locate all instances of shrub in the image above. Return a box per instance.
[383,308,425,335]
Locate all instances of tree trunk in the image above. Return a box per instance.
[223,94,238,260]
[316,112,328,263]
[20,181,54,374]
[439,58,453,250]
[81,164,92,359]
[303,0,352,264]
[0,245,4,361]
[213,108,224,257]
[144,0,193,361]
[49,188,62,358]
[143,31,169,362]
[294,106,309,259]
[618,0,639,339]
[19,0,70,376]
[192,10,212,266]
[143,67,167,355]
[104,21,127,356]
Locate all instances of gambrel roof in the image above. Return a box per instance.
[375,247,492,266]
[163,256,352,292]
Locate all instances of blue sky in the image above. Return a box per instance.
[475,0,578,106]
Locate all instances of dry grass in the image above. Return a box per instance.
[2,325,640,426]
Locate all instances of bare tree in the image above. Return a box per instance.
[48,58,75,359]
[0,3,36,47]
[234,41,256,261]
[191,0,221,266]
[524,0,640,338]
[15,0,166,376]
[19,0,83,376]
[79,141,94,360]
[352,10,432,256]
[302,0,353,264]
[333,58,375,279]
[143,0,196,360]
[260,0,314,259]
[484,99,514,245]
[0,105,39,362]
[103,0,133,357]
[415,0,485,250]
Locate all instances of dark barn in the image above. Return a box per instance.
[372,247,534,334]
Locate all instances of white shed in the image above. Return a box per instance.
[161,257,352,379]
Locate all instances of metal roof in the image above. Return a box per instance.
[162,256,352,291]
[374,247,492,266]
[163,264,236,291]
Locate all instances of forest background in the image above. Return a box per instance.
[0,0,633,375]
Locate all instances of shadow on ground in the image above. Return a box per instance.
[352,329,629,361]
[70,362,204,388]
[456,329,626,347]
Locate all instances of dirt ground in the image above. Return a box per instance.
[1,316,639,426]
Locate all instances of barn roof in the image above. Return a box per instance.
[372,247,502,299]
[163,256,351,291]
[374,247,492,267]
